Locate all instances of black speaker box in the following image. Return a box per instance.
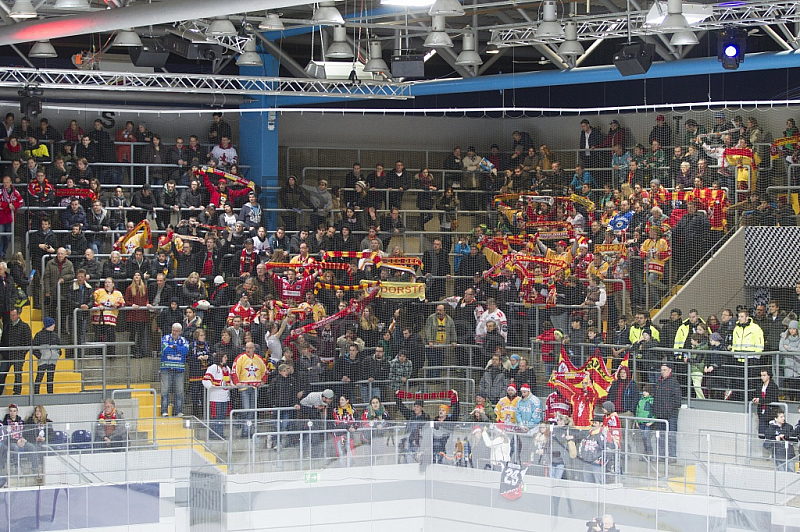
[391,55,424,79]
[129,46,170,68]
[613,43,655,76]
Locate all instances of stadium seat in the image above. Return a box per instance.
[70,429,93,451]
[50,430,69,453]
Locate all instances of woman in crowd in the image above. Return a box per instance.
[125,271,150,358]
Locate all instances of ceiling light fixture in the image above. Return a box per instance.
[312,2,345,26]
[364,41,389,73]
[381,0,435,6]
[558,20,584,58]
[660,0,691,32]
[670,29,699,45]
[304,60,327,78]
[326,26,353,59]
[236,39,263,66]
[53,0,91,9]
[259,13,285,31]
[29,40,57,58]
[534,0,564,39]
[428,0,464,17]
[455,27,482,65]
[112,29,143,47]
[9,0,37,19]
[208,17,237,37]
[424,15,453,48]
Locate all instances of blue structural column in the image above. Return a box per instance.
[238,54,281,229]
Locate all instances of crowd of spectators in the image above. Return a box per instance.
[1,111,800,483]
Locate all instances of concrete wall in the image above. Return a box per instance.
[653,227,747,323]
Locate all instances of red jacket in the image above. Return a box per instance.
[0,186,23,225]
[201,171,250,208]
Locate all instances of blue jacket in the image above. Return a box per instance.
[516,393,543,430]
[160,333,189,371]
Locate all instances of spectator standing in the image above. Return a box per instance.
[230,342,268,437]
[208,112,232,145]
[424,304,456,379]
[751,369,780,438]
[0,175,22,259]
[160,323,190,417]
[422,239,450,303]
[42,247,74,331]
[653,362,681,461]
[31,317,61,395]
[729,308,764,401]
[386,160,411,210]
[91,277,125,358]
[203,352,231,439]
[0,309,31,396]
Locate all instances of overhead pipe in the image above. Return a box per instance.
[0,88,249,107]
[0,0,316,45]
[409,49,800,97]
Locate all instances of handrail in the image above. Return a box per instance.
[112,387,158,445]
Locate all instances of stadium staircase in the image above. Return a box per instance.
[1,306,225,469]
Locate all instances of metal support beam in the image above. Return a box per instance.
[477,47,507,75]
[253,32,308,78]
[534,44,569,70]
[776,23,798,49]
[763,24,794,51]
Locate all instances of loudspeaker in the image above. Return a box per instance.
[129,38,170,68]
[20,97,41,118]
[613,43,655,76]
[391,55,424,79]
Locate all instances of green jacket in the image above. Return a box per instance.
[635,395,654,421]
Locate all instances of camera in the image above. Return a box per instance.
[586,517,602,527]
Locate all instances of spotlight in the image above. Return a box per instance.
[717,26,746,70]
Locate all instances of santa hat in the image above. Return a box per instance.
[507,383,517,392]
[520,383,531,392]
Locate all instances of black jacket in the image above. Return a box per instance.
[0,272,16,313]
[6,318,32,360]
[653,374,681,419]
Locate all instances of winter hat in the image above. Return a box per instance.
[520,383,531,393]
[355,180,368,190]
[602,401,615,413]
[510,354,520,362]
[507,383,517,392]
[322,389,335,399]
[439,404,451,414]
[789,320,799,330]
[43,317,55,329]
[593,414,605,423]
[214,275,225,285]
[709,332,723,343]
[414,399,425,407]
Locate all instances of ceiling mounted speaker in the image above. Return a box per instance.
[612,43,655,76]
